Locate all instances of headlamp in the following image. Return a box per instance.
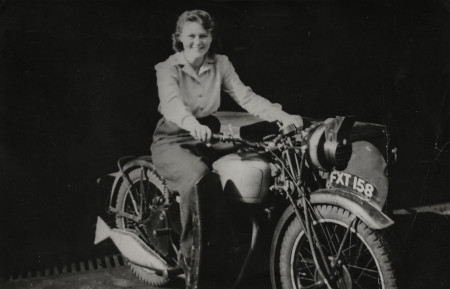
[308,116,355,171]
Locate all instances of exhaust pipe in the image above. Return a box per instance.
[94,217,171,276]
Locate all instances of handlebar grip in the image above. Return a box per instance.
[280,123,297,137]
[211,133,223,141]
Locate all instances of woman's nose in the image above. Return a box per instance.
[193,36,201,45]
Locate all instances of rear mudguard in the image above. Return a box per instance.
[107,155,155,210]
[269,187,394,289]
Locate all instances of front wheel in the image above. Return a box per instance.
[278,205,397,289]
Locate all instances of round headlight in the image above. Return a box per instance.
[308,117,354,171]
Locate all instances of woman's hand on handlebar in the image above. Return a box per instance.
[189,123,212,143]
[280,114,303,129]
[184,117,212,143]
[191,124,212,143]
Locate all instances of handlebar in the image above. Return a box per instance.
[210,133,266,149]
[209,120,323,151]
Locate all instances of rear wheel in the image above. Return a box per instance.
[115,166,171,286]
[279,205,397,289]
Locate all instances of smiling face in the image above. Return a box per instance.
[178,21,212,61]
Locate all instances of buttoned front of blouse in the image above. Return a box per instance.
[155,52,289,131]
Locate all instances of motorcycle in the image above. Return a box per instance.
[94,111,398,289]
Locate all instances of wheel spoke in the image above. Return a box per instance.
[360,272,381,281]
[354,256,378,282]
[322,223,339,255]
[347,264,378,274]
[295,261,316,273]
[126,188,141,218]
[353,278,365,289]
[295,256,315,268]
[314,218,339,257]
[310,210,330,243]
[296,257,315,264]
[341,243,359,257]
[297,252,316,278]
[341,243,357,253]
[298,277,316,282]
[334,218,355,266]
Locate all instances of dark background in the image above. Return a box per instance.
[0,0,449,285]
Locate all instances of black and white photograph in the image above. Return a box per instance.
[0,0,449,288]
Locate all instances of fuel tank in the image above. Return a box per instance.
[212,152,271,204]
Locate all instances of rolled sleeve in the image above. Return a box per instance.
[220,56,290,122]
[155,63,196,129]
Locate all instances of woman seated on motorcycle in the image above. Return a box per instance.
[150,9,303,288]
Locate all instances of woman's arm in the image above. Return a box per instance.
[155,63,212,142]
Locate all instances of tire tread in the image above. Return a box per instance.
[278,204,398,289]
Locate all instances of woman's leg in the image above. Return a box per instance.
[150,117,224,288]
[151,140,210,261]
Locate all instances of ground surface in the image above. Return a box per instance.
[1,213,450,289]
[0,266,272,289]
[1,267,185,289]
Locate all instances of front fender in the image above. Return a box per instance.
[108,156,154,210]
[310,188,394,230]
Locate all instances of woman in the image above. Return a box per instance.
[150,9,302,288]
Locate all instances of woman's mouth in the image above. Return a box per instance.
[193,47,204,51]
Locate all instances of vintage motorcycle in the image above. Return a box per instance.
[94,111,398,289]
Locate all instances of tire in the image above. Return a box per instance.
[115,166,170,286]
[279,205,397,289]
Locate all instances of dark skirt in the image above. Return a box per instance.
[150,116,220,259]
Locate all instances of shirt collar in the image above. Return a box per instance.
[172,52,216,80]
[173,51,216,66]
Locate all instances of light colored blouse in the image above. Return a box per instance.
[155,52,289,130]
